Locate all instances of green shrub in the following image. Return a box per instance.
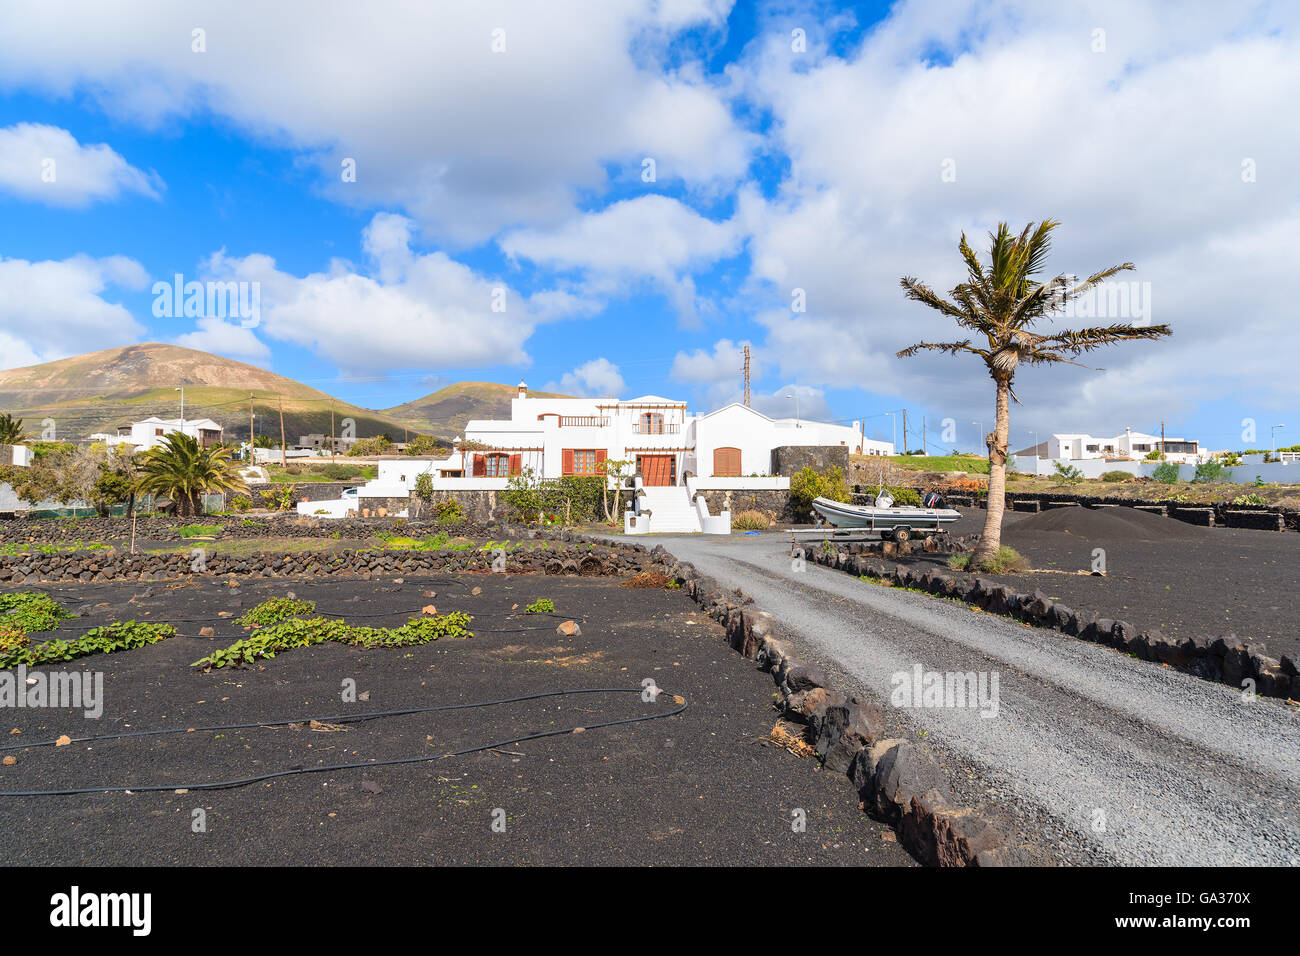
[1051,461,1084,485]
[1099,470,1133,482]
[434,497,465,524]
[525,598,555,614]
[414,473,433,502]
[883,486,922,506]
[947,546,1029,574]
[1232,493,1266,505]
[1152,462,1181,483]
[789,466,850,520]
[230,495,253,512]
[731,509,770,530]
[1192,460,1225,483]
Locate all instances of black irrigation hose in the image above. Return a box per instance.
[0,687,688,797]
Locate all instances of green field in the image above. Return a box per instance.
[882,454,990,474]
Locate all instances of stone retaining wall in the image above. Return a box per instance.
[809,545,1296,700]
[0,537,649,584]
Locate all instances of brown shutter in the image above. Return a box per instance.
[595,449,607,471]
[509,453,521,475]
[472,454,486,477]
[562,449,574,475]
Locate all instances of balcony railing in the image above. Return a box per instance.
[632,422,680,435]
[558,416,609,428]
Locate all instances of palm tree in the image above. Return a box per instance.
[898,220,1171,569]
[0,413,29,445]
[135,433,247,516]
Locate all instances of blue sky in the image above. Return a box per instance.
[1,0,1296,453]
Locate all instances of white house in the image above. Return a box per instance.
[90,417,224,453]
[1016,427,1203,464]
[323,382,893,532]
[408,383,889,486]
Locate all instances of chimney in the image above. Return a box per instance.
[517,380,528,399]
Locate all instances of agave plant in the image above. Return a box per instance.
[135,433,247,516]
[0,413,29,445]
[898,220,1171,569]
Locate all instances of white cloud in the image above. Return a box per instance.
[729,0,1300,435]
[0,123,161,206]
[0,254,147,369]
[545,358,626,398]
[197,213,563,375]
[0,1,752,244]
[501,195,741,323]
[172,316,270,366]
[750,384,833,423]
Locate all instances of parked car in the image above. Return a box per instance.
[340,487,359,500]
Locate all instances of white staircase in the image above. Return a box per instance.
[635,485,702,533]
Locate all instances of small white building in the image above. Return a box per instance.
[1016,427,1203,464]
[91,417,224,453]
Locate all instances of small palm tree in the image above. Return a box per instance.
[136,433,247,516]
[898,220,1171,569]
[0,413,29,445]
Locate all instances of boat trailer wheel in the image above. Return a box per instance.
[891,527,911,543]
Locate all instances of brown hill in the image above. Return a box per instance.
[0,343,417,443]
[383,381,573,440]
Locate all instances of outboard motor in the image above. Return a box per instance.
[923,490,944,509]
[874,491,894,509]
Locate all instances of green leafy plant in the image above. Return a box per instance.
[434,496,465,524]
[414,473,433,502]
[177,523,222,538]
[237,597,317,628]
[731,509,770,530]
[525,598,555,614]
[1099,470,1134,482]
[193,612,472,669]
[1051,461,1085,485]
[1192,460,1225,483]
[1152,461,1181,484]
[0,592,74,633]
[1232,493,1266,505]
[230,495,253,512]
[789,465,850,520]
[883,486,923,506]
[1,620,176,668]
[948,546,1030,573]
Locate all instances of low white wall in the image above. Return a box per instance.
[296,499,357,518]
[1011,456,1298,484]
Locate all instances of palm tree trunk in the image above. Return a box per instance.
[971,379,1011,567]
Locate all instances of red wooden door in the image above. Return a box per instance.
[637,454,675,486]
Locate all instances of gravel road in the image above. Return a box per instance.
[644,532,1300,866]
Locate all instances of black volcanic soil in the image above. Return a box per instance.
[0,574,911,867]
[917,507,1299,659]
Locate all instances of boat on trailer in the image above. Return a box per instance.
[807,493,960,543]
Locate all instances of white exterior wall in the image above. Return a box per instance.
[1011,456,1294,483]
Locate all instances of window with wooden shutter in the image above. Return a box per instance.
[472,454,486,477]
[509,453,521,475]
[562,448,575,475]
[713,446,741,477]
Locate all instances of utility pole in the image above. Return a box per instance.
[902,409,907,455]
[249,394,255,462]
[278,394,287,468]
[330,400,336,464]
[1161,420,1166,461]
[922,415,926,456]
[742,345,751,407]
